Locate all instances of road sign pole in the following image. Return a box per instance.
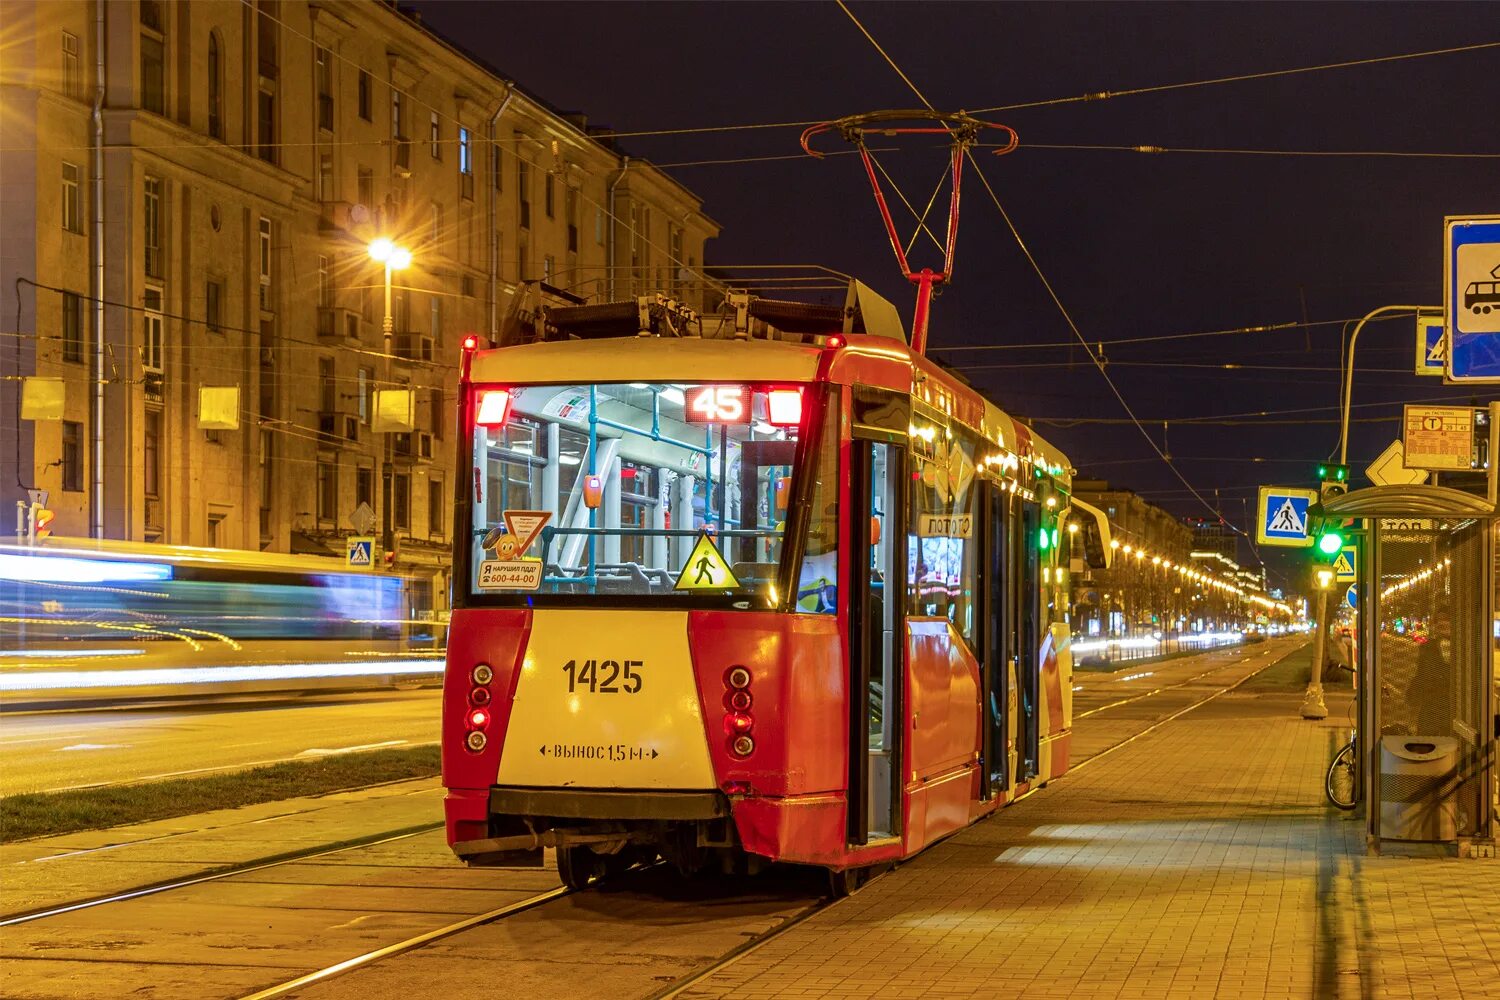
[1301,587,1329,720]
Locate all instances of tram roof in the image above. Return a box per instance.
[468,335,1072,483]
[7,537,363,576]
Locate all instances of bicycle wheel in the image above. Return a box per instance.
[1325,741,1357,810]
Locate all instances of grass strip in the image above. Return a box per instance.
[0,744,439,844]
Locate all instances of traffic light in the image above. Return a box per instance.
[1314,521,1345,557]
[1317,463,1349,503]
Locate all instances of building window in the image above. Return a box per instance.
[358,69,371,121]
[207,510,226,547]
[207,33,224,139]
[62,420,83,492]
[256,0,278,77]
[315,46,333,132]
[391,89,404,139]
[430,111,441,159]
[143,409,161,497]
[429,387,444,439]
[430,202,442,249]
[319,356,335,413]
[357,367,372,423]
[62,162,82,233]
[595,206,605,246]
[143,176,162,277]
[516,146,530,229]
[317,255,332,308]
[206,279,223,332]
[140,31,164,116]
[429,294,442,342]
[62,291,84,363]
[142,287,164,371]
[317,457,337,521]
[356,168,374,211]
[257,86,276,163]
[356,466,373,508]
[564,187,580,253]
[258,217,272,309]
[544,172,555,219]
[393,472,410,530]
[458,127,472,199]
[543,254,554,282]
[317,152,333,201]
[428,478,444,535]
[62,31,82,99]
[492,143,502,192]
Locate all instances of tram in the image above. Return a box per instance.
[441,285,1108,891]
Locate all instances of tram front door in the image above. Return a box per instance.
[981,484,1010,798]
[848,438,902,844]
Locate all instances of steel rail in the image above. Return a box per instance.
[236,885,573,1000]
[0,821,443,927]
[1074,641,1293,720]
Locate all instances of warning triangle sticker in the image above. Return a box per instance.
[1426,336,1446,364]
[674,533,740,591]
[503,510,552,556]
[1332,551,1355,576]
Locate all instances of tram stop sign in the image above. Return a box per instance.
[1444,215,1500,383]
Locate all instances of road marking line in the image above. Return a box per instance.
[297,739,407,757]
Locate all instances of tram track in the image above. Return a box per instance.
[4,640,1305,1000]
[1073,640,1297,720]
[0,821,443,927]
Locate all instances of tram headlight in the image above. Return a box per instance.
[726,711,753,735]
[472,663,493,685]
[468,707,490,729]
[731,735,755,757]
[466,730,487,752]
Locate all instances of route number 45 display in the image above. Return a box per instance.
[684,385,749,424]
[563,658,643,694]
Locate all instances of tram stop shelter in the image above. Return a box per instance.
[1326,484,1498,855]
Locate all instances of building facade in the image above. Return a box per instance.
[1,0,719,606]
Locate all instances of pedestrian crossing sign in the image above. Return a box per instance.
[1333,546,1357,582]
[674,533,740,591]
[346,536,375,569]
[1255,486,1318,548]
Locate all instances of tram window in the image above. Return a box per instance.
[905,418,979,644]
[794,390,841,614]
[467,382,837,604]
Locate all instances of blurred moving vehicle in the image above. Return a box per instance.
[1,538,444,706]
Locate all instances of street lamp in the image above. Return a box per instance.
[368,238,413,567]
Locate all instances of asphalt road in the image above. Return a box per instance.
[0,691,441,795]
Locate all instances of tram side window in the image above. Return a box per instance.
[794,389,840,614]
[906,419,979,644]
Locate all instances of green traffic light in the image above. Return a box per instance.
[1317,531,1344,556]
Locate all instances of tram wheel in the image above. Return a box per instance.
[557,846,607,890]
[826,864,864,898]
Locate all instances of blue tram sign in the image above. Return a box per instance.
[1444,215,1500,384]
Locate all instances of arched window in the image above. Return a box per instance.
[207,32,223,139]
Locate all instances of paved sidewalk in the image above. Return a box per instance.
[687,690,1500,1000]
[0,776,443,916]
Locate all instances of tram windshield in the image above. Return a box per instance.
[466,381,838,604]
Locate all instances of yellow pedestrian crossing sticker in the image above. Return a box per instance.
[674,533,740,591]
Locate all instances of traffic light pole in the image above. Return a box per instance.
[1301,585,1329,719]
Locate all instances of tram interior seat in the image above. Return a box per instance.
[731,561,779,587]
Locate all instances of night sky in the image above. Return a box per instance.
[412,1,1496,588]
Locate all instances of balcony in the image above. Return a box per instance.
[394,333,433,362]
[317,411,359,445]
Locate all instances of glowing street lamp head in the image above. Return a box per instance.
[388,247,412,270]
[368,237,395,263]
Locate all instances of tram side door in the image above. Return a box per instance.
[1016,500,1042,782]
[847,437,903,844]
[980,483,1010,799]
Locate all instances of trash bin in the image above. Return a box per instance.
[1379,736,1459,842]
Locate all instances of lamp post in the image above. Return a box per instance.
[368,238,412,566]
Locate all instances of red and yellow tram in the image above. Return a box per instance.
[441,291,1094,890]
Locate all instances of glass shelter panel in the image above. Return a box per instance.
[468,382,833,604]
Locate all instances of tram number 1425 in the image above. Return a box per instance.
[562,659,644,694]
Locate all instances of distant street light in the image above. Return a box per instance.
[369,238,413,566]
